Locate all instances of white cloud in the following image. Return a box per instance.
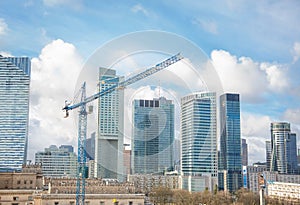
[28,39,83,161]
[0,18,8,36]
[193,18,218,35]
[292,42,300,63]
[282,108,300,147]
[0,51,12,57]
[241,113,272,164]
[211,49,289,102]
[131,4,149,16]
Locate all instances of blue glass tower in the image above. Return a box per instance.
[180,92,218,192]
[0,56,31,172]
[132,97,174,174]
[219,93,242,192]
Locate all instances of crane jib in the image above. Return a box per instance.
[64,53,183,112]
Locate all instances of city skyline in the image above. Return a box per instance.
[0,1,299,164]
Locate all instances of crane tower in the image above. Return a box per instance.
[63,53,183,205]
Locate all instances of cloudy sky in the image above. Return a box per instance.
[0,0,300,164]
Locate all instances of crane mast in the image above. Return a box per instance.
[63,53,183,205]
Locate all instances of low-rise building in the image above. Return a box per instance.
[266,181,300,202]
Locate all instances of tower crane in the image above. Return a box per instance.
[62,53,183,205]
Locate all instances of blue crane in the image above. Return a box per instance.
[62,53,183,205]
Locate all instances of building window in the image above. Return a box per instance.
[70,201,75,205]
[100,202,105,205]
[13,197,19,201]
[54,202,59,205]
[17,180,20,184]
[129,202,133,205]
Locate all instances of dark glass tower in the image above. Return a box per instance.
[219,93,242,192]
[0,56,31,172]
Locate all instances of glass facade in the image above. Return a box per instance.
[0,56,31,172]
[95,67,124,181]
[219,93,242,192]
[132,97,174,174]
[270,122,298,174]
[35,145,77,177]
[180,92,217,192]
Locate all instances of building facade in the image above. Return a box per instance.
[270,122,298,174]
[35,145,77,178]
[0,56,31,172]
[266,141,272,171]
[132,97,174,174]
[180,92,217,192]
[242,139,248,166]
[95,68,124,181]
[219,93,242,192]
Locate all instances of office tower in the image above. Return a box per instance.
[86,132,96,160]
[219,93,242,192]
[132,97,174,174]
[0,56,31,172]
[270,122,290,173]
[270,122,298,174]
[266,141,272,171]
[35,145,77,177]
[180,92,217,192]
[286,133,297,174]
[242,138,248,166]
[95,68,124,181]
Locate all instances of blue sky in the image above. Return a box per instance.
[0,0,300,163]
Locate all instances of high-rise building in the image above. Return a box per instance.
[35,145,77,177]
[0,56,31,172]
[219,93,242,192]
[132,97,174,174]
[266,140,272,171]
[180,92,217,192]
[270,122,298,174]
[286,133,298,174]
[86,132,96,160]
[95,68,124,181]
[242,138,248,166]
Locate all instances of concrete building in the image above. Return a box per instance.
[132,97,174,174]
[123,148,131,178]
[242,139,248,166]
[219,93,242,192]
[35,145,77,178]
[0,56,31,172]
[96,68,124,181]
[266,181,300,202]
[246,164,267,193]
[128,174,179,194]
[180,92,218,192]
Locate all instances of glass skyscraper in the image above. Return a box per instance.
[0,56,31,172]
[219,93,242,192]
[270,122,298,174]
[132,97,174,174]
[95,68,124,181]
[180,92,217,192]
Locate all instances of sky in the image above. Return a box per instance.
[0,0,300,164]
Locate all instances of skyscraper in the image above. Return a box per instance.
[180,92,217,192]
[35,145,77,177]
[266,140,272,171]
[132,97,174,174]
[95,68,124,181]
[242,139,248,166]
[219,93,242,192]
[270,122,298,174]
[0,56,31,172]
[286,133,298,174]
